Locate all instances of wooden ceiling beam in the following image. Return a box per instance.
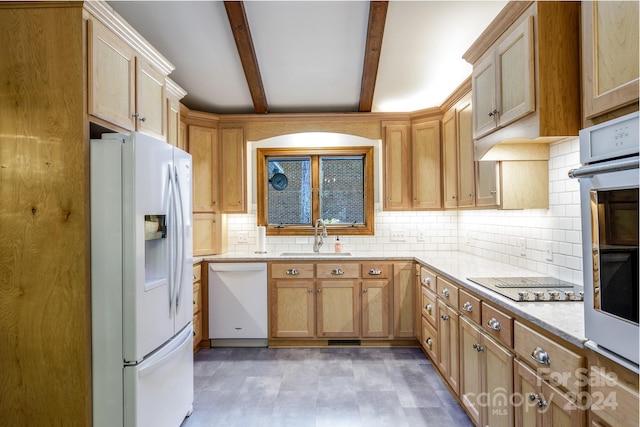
[224,1,269,114]
[358,1,388,112]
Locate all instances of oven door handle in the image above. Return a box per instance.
[568,156,639,179]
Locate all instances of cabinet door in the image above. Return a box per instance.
[361,280,390,338]
[437,300,459,395]
[219,127,246,213]
[383,124,412,210]
[135,58,165,139]
[472,54,497,138]
[442,109,458,209]
[582,1,639,119]
[189,125,219,212]
[475,160,499,207]
[166,90,181,148]
[460,317,482,426]
[541,381,585,427]
[317,280,360,338]
[456,98,475,208]
[496,16,535,129]
[411,120,441,209]
[393,262,415,337]
[514,359,543,427]
[483,332,514,427]
[88,19,135,130]
[192,212,226,256]
[271,280,315,338]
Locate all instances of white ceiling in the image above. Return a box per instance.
[108,1,507,114]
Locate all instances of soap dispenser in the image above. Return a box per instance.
[334,236,342,253]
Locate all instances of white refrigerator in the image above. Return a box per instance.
[91,132,194,427]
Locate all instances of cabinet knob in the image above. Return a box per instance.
[317,288,322,293]
[363,289,368,293]
[286,268,299,275]
[422,277,430,285]
[369,268,382,276]
[426,337,433,348]
[462,301,473,313]
[426,303,432,312]
[487,318,501,331]
[331,268,344,275]
[442,288,450,298]
[308,289,313,293]
[468,193,474,198]
[440,314,449,321]
[452,195,456,199]
[490,190,497,195]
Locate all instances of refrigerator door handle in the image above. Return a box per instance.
[173,165,186,310]
[167,164,175,315]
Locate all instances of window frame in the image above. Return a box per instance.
[257,146,375,236]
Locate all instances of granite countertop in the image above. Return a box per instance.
[200,250,586,348]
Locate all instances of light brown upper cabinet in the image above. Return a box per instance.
[165,78,186,149]
[464,1,581,160]
[383,119,441,211]
[471,16,534,140]
[582,1,639,123]
[88,18,170,141]
[382,123,412,210]
[189,125,219,213]
[219,127,247,213]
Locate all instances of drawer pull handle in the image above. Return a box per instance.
[331,268,344,275]
[487,318,501,331]
[528,393,547,408]
[369,268,382,275]
[425,303,432,313]
[426,337,433,348]
[422,277,431,285]
[442,288,450,297]
[462,302,473,313]
[440,314,449,321]
[472,343,485,352]
[286,268,299,275]
[531,347,551,365]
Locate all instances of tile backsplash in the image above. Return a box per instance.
[226,137,583,285]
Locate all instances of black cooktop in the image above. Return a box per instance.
[467,276,584,302]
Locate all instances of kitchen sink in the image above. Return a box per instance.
[280,252,352,257]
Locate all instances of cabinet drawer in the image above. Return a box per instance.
[193,311,202,350]
[361,262,390,279]
[514,321,584,395]
[193,281,201,315]
[316,263,359,279]
[458,289,481,325]
[421,286,438,327]
[420,266,437,292]
[193,263,201,283]
[270,263,314,279]
[481,302,513,348]
[421,316,438,362]
[436,276,458,307]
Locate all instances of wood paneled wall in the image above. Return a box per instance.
[0,4,91,426]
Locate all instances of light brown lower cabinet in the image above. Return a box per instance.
[361,280,390,338]
[393,262,416,337]
[270,280,315,338]
[437,299,460,395]
[421,316,438,363]
[514,359,585,427]
[317,280,360,338]
[460,316,514,427]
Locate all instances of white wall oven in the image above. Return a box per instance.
[570,112,639,370]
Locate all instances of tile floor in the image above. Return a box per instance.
[181,346,473,427]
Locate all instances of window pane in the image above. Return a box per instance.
[267,158,311,225]
[320,156,365,224]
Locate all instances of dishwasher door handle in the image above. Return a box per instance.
[210,263,267,273]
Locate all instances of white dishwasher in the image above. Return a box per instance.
[208,262,268,347]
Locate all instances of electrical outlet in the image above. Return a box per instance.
[237,231,248,244]
[417,230,426,241]
[544,240,553,261]
[390,229,406,242]
[518,238,526,256]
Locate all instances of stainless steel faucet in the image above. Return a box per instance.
[313,219,328,252]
